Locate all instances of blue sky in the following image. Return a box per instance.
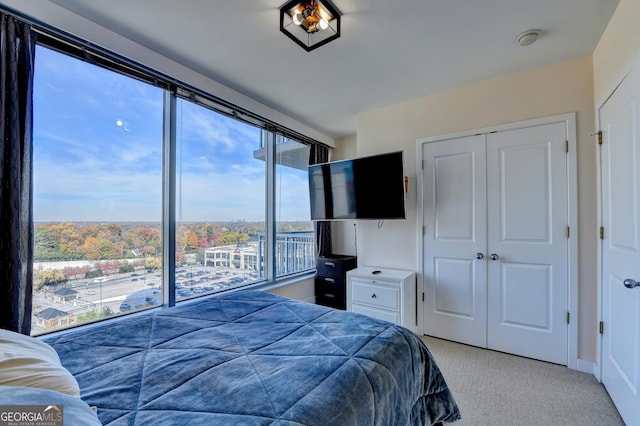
[33,46,311,223]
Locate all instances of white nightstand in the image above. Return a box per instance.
[346,267,416,332]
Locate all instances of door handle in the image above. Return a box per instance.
[623,278,639,289]
[490,253,499,261]
[475,253,484,260]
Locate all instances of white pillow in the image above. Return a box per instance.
[0,328,80,398]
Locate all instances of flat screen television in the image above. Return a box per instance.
[308,151,406,221]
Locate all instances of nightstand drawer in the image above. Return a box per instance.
[316,293,343,309]
[347,267,416,332]
[351,304,400,324]
[315,277,344,297]
[316,257,354,278]
[351,280,399,311]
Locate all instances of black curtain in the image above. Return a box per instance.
[309,144,331,257]
[0,13,36,334]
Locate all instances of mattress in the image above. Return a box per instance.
[44,290,460,425]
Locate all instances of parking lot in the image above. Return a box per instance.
[32,265,260,333]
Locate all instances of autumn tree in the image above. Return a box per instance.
[34,226,83,261]
[145,256,161,271]
[132,259,146,269]
[96,260,120,274]
[136,227,161,248]
[141,246,157,257]
[78,237,120,260]
[49,222,82,251]
[78,237,101,260]
[216,231,249,246]
[33,268,68,291]
[63,265,91,280]
[185,231,199,251]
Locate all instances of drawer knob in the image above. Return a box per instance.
[371,293,377,299]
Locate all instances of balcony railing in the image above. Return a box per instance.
[258,231,316,277]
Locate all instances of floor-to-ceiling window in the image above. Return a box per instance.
[30,34,320,336]
[32,45,164,334]
[274,136,314,278]
[175,97,266,301]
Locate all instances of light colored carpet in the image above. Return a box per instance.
[421,336,624,426]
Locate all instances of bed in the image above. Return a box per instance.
[32,290,460,425]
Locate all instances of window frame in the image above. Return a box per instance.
[30,23,324,325]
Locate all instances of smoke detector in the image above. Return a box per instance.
[516,29,540,47]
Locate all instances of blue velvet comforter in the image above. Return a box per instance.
[45,290,460,425]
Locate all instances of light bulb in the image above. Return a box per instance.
[292,11,303,26]
[318,17,329,30]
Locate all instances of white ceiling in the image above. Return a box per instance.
[46,0,619,140]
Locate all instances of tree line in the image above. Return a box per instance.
[34,220,311,263]
[34,221,262,262]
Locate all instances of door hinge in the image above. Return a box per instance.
[566,312,570,324]
[600,227,605,239]
[422,226,426,235]
[599,321,604,334]
[594,130,603,145]
[422,159,425,170]
[565,140,569,153]
[421,292,425,302]
[566,226,570,238]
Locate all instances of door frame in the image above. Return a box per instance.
[595,48,640,382]
[416,113,579,369]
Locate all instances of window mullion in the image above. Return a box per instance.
[162,90,177,306]
[265,128,277,282]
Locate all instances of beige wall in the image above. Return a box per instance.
[268,278,315,303]
[593,0,640,103]
[351,56,598,361]
[331,134,358,161]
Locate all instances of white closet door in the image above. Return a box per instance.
[422,135,487,347]
[485,123,568,364]
[599,62,640,426]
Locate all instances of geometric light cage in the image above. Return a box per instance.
[280,0,341,52]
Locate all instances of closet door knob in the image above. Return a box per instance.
[623,278,639,289]
[475,253,484,260]
[490,253,499,261]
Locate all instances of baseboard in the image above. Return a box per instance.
[576,358,596,375]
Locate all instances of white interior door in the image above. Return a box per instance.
[422,135,487,347]
[486,124,568,365]
[599,62,640,426]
